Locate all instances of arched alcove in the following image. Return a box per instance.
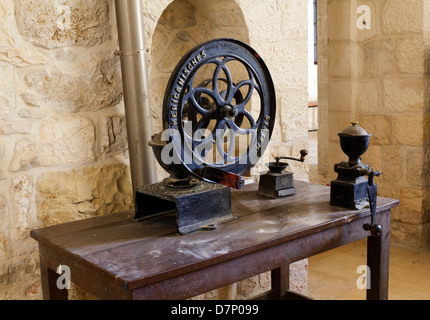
[150,0,250,133]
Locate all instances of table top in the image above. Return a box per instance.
[30,181,399,290]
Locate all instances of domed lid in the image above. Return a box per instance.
[338,122,372,137]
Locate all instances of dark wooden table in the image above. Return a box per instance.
[30,181,399,300]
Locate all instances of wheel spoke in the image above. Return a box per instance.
[232,79,255,111]
[185,87,218,116]
[212,62,234,104]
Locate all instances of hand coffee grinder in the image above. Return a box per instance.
[258,150,308,198]
[330,122,381,211]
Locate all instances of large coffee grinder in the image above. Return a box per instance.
[133,39,276,234]
[330,122,382,236]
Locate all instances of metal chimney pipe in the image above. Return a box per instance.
[114,0,157,192]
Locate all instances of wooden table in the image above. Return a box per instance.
[30,181,399,300]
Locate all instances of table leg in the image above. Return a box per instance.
[366,210,390,300]
[271,265,289,300]
[40,260,68,300]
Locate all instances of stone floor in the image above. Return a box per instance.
[305,131,430,300]
[303,238,430,300]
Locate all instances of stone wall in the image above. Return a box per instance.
[318,0,430,249]
[0,0,310,299]
[0,0,133,299]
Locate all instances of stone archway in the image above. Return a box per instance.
[149,0,250,134]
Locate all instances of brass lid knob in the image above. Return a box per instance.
[339,122,371,137]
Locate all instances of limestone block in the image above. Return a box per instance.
[141,0,170,26]
[397,188,426,224]
[0,122,33,135]
[17,108,49,121]
[356,79,380,114]
[327,141,348,180]
[248,19,282,43]
[425,223,430,250]
[0,255,40,298]
[357,114,392,146]
[383,77,424,113]
[289,259,308,293]
[279,91,309,142]
[259,271,271,290]
[317,141,330,174]
[23,56,122,112]
[396,37,424,74]
[68,283,98,300]
[393,114,428,147]
[36,163,133,226]
[158,0,197,30]
[406,147,430,188]
[359,39,397,77]
[361,145,382,171]
[39,116,95,166]
[280,0,307,41]
[328,41,355,77]
[0,39,47,67]
[377,180,401,203]
[13,175,33,232]
[237,275,259,298]
[8,138,39,172]
[391,221,425,249]
[0,194,11,262]
[0,143,5,179]
[0,66,14,120]
[203,2,246,29]
[327,0,352,41]
[244,0,278,25]
[380,146,403,186]
[15,0,111,48]
[317,32,328,60]
[318,78,328,104]
[149,77,168,124]
[0,1,48,67]
[156,31,197,74]
[382,0,423,34]
[0,103,10,122]
[328,111,352,142]
[265,42,308,90]
[101,116,128,154]
[328,79,352,112]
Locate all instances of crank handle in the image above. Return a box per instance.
[359,168,382,186]
[368,171,381,186]
[198,166,245,190]
[276,150,308,165]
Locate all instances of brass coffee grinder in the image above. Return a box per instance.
[330,122,383,236]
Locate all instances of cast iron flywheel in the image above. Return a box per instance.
[161,38,276,183]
